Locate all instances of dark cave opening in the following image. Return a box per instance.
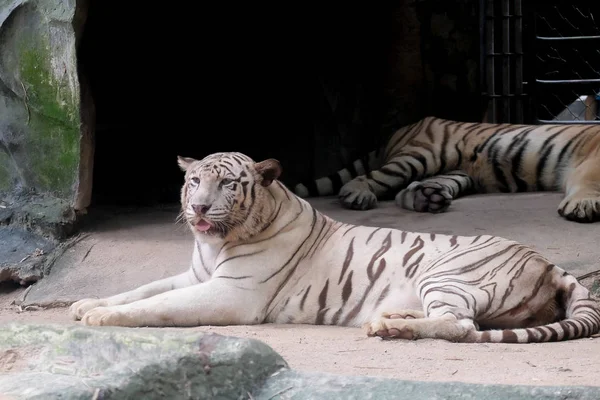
[77,2,396,208]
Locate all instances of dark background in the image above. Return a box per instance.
[78,1,483,206]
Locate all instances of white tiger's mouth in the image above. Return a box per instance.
[194,219,214,233]
[187,213,232,238]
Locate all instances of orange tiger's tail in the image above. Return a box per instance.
[293,149,382,198]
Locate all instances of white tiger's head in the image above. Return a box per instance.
[177,152,282,242]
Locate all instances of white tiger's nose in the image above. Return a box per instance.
[192,204,211,215]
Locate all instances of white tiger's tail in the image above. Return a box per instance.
[294,149,382,198]
[471,279,600,343]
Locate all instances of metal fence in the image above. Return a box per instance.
[481,0,600,124]
[480,0,528,124]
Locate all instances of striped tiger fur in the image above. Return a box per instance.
[294,116,600,223]
[69,151,600,343]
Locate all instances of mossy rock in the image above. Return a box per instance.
[0,323,289,399]
[0,0,81,200]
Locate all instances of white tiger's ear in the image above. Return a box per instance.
[177,156,197,172]
[254,158,282,187]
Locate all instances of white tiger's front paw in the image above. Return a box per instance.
[69,298,108,321]
[81,306,130,327]
[338,177,377,210]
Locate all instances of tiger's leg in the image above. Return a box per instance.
[79,279,262,327]
[364,309,424,337]
[395,170,475,213]
[365,312,477,342]
[338,152,437,211]
[365,290,478,342]
[558,158,600,222]
[70,270,197,320]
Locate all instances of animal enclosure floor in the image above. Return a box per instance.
[2,194,600,387]
[1,307,599,387]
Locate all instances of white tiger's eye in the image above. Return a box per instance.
[221,178,233,186]
[190,177,200,185]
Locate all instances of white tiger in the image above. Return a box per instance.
[70,152,600,343]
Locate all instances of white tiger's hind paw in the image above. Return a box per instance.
[558,196,600,223]
[396,182,452,213]
[338,177,377,210]
[364,317,417,340]
[381,310,425,320]
[364,313,472,342]
[69,298,107,321]
[363,309,425,339]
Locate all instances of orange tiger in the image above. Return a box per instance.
[294,116,600,222]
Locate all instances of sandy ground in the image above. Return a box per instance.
[1,305,599,387]
[2,194,600,388]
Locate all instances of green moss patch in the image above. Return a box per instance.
[18,39,80,197]
[0,151,12,192]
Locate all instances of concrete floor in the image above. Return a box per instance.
[2,193,600,387]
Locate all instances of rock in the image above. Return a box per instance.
[0,0,88,258]
[0,0,96,285]
[10,194,78,240]
[256,370,600,400]
[0,226,55,285]
[0,323,289,399]
[0,0,82,200]
[0,191,81,284]
[2,323,600,399]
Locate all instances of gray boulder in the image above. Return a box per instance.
[2,323,600,399]
[0,323,288,399]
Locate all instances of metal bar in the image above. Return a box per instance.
[502,0,511,122]
[479,0,486,121]
[484,93,529,98]
[514,0,523,123]
[536,79,600,84]
[484,14,522,18]
[537,35,600,41]
[486,52,524,56]
[485,0,496,122]
[537,119,600,125]
[530,2,540,124]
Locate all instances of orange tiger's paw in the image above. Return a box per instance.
[397,182,452,213]
[339,178,377,210]
[558,196,600,223]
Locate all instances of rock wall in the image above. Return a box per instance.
[0,0,86,285]
[0,0,82,203]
